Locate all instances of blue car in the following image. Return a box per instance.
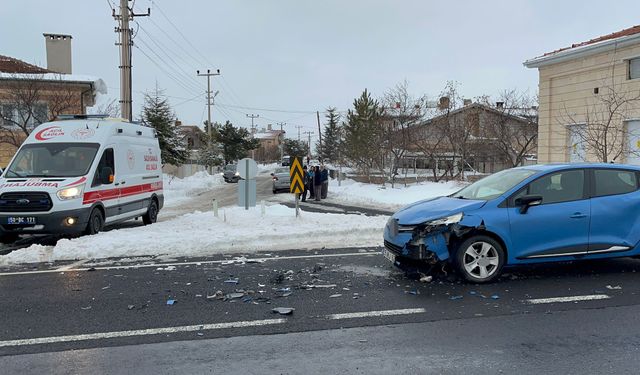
[383,163,640,283]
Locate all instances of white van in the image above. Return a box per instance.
[0,115,163,243]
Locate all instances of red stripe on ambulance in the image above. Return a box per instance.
[82,182,162,205]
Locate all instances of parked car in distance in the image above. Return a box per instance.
[384,163,640,283]
[281,156,290,167]
[223,164,241,183]
[271,167,291,193]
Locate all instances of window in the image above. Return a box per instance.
[526,169,585,204]
[630,57,640,80]
[92,148,115,187]
[593,169,638,197]
[453,168,536,200]
[5,143,99,178]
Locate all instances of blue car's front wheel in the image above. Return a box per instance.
[454,235,505,283]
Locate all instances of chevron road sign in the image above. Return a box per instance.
[289,157,304,194]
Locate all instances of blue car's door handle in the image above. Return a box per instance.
[570,212,588,219]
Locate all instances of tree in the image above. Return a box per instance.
[196,132,223,168]
[213,121,259,164]
[480,90,538,168]
[0,73,78,148]
[141,88,188,166]
[381,81,427,187]
[282,138,308,158]
[342,89,384,181]
[560,86,640,163]
[316,108,342,163]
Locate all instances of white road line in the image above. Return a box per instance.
[56,259,91,271]
[327,308,427,320]
[0,251,379,276]
[525,294,611,305]
[0,319,286,348]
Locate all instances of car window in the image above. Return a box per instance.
[92,148,115,187]
[593,169,638,197]
[275,167,289,174]
[527,169,584,204]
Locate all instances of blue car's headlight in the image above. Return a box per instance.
[426,213,463,226]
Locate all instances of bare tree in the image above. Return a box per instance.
[560,86,640,163]
[90,97,121,118]
[0,74,80,148]
[381,80,427,187]
[480,90,538,168]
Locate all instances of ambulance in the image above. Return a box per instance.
[0,115,163,243]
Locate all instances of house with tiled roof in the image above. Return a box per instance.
[0,34,106,166]
[253,124,285,162]
[524,25,640,164]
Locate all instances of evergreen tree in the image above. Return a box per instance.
[213,121,260,163]
[343,89,384,178]
[316,107,342,163]
[141,88,188,166]
[283,138,308,158]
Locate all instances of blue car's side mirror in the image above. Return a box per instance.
[515,195,543,214]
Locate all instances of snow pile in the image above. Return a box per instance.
[0,204,387,265]
[163,172,224,206]
[258,162,280,173]
[326,178,465,209]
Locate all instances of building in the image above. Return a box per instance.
[253,124,285,163]
[403,102,537,175]
[0,33,106,166]
[162,121,209,178]
[525,25,640,164]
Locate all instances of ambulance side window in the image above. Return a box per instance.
[92,148,115,187]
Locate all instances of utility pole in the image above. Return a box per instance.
[246,114,259,159]
[295,125,303,141]
[303,131,314,159]
[197,69,221,160]
[316,111,322,150]
[277,122,286,161]
[113,0,149,122]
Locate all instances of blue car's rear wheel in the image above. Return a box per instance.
[454,235,505,283]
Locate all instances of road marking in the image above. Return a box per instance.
[525,294,611,305]
[56,259,91,271]
[0,250,379,276]
[0,319,286,348]
[327,308,427,320]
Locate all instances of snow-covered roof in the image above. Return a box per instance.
[0,72,107,95]
[254,130,283,140]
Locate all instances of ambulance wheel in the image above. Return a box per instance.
[143,200,158,225]
[0,233,19,244]
[85,209,104,235]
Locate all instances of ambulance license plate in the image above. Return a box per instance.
[382,248,396,263]
[7,217,36,225]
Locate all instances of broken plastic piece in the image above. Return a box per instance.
[272,307,294,315]
[606,285,622,290]
[224,278,239,284]
[491,294,500,300]
[166,299,176,305]
[127,305,135,310]
[449,295,463,300]
[329,294,342,298]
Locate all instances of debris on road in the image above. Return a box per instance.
[166,299,176,305]
[156,266,176,271]
[81,306,92,310]
[127,304,135,310]
[87,267,96,272]
[420,275,433,283]
[404,289,419,295]
[491,294,500,300]
[207,291,224,300]
[272,307,294,315]
[224,278,240,284]
[449,295,463,300]
[329,294,342,298]
[225,292,245,300]
[606,285,622,290]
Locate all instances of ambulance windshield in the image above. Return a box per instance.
[5,143,100,178]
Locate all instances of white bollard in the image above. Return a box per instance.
[223,210,227,223]
[261,200,265,217]
[212,199,218,217]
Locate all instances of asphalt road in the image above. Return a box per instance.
[2,248,640,373]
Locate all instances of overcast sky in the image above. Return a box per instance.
[2,0,639,142]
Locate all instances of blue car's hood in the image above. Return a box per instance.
[393,196,486,225]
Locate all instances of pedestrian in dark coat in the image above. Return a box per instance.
[301,165,309,202]
[313,166,323,201]
[320,164,329,199]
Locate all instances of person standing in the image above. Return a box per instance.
[301,165,309,202]
[320,164,329,199]
[313,166,323,202]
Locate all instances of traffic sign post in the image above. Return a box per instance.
[290,156,304,217]
[237,158,258,210]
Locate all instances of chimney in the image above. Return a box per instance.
[43,33,72,74]
[496,101,504,109]
[438,96,450,110]
[267,124,272,131]
[463,99,472,106]
[175,119,182,126]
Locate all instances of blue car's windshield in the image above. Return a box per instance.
[452,169,537,200]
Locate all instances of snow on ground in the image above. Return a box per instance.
[0,204,386,265]
[258,162,280,173]
[163,171,224,207]
[326,178,465,209]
